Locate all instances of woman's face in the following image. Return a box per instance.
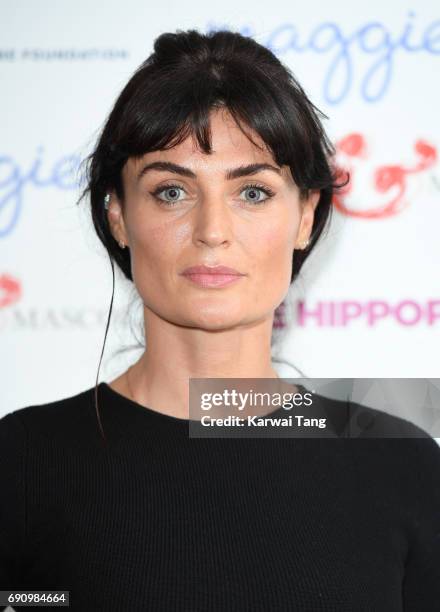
[108,107,319,331]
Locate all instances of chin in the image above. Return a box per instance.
[181,309,245,330]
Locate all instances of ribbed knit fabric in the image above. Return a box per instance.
[1,382,440,611]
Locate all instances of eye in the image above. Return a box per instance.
[150,182,276,207]
[240,183,275,205]
[151,183,187,205]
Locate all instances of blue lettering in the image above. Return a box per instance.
[208,11,440,104]
[0,148,80,238]
[424,20,440,53]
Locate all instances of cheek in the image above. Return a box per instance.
[129,219,195,303]
[145,217,192,247]
[250,218,297,272]
[129,221,176,284]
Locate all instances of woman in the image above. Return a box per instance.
[1,29,439,611]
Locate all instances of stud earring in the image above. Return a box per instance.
[104,193,111,210]
[118,240,126,249]
[298,238,310,250]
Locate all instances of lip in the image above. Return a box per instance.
[181,265,243,275]
[180,264,246,288]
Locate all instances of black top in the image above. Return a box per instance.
[1,382,439,611]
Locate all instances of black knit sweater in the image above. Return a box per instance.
[1,382,439,611]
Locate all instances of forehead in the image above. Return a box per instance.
[124,107,284,178]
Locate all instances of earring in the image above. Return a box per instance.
[118,240,126,249]
[104,193,111,210]
[299,238,310,249]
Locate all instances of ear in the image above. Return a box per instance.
[294,189,320,249]
[106,192,129,246]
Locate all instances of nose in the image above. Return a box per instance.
[192,194,233,248]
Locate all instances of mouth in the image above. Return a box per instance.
[180,265,246,288]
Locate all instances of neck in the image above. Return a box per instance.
[124,309,280,419]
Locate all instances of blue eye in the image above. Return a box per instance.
[152,184,185,204]
[240,184,275,204]
[150,182,276,207]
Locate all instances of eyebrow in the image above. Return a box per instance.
[135,161,282,183]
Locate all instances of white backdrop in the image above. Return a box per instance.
[1,0,439,419]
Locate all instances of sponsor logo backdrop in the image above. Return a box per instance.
[1,0,439,414]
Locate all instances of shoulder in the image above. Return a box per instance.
[350,400,434,440]
[313,390,440,474]
[332,396,440,485]
[0,385,98,445]
[314,394,440,512]
[313,390,436,440]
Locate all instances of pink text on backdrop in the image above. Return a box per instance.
[296,300,440,326]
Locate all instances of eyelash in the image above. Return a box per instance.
[150,182,276,206]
